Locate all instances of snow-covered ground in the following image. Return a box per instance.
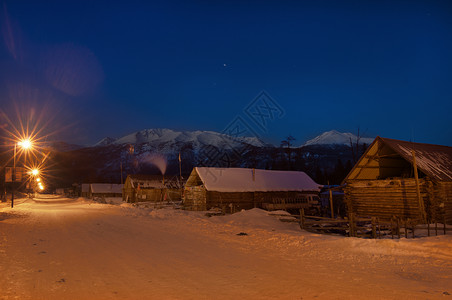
[0,196,451,299]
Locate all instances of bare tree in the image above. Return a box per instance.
[349,128,368,163]
[280,135,296,170]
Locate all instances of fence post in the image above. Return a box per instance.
[391,217,394,239]
[404,219,408,238]
[377,217,381,239]
[299,208,305,230]
[349,213,355,237]
[371,217,376,239]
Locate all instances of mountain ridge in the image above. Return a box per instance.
[303,130,374,147]
[94,128,374,149]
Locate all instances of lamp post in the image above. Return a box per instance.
[11,139,32,208]
[12,143,16,208]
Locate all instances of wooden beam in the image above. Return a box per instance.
[412,150,426,223]
[354,166,405,169]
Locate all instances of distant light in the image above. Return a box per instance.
[36,177,41,182]
[39,185,44,191]
[31,169,39,176]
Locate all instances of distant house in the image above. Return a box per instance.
[343,137,452,224]
[89,183,123,198]
[184,167,322,212]
[122,174,183,203]
[81,184,90,197]
[55,188,65,195]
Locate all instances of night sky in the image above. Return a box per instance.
[1,1,451,146]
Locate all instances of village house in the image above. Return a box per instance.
[89,183,123,198]
[343,137,452,224]
[184,167,322,212]
[122,174,183,203]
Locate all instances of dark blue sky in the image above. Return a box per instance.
[1,0,451,146]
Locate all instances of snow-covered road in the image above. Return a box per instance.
[1,196,451,299]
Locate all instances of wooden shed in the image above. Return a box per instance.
[343,137,452,224]
[184,167,322,212]
[122,174,183,203]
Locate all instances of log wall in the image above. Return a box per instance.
[345,178,452,224]
[435,181,452,225]
[184,186,207,211]
[184,189,318,212]
[345,178,428,221]
[123,188,182,203]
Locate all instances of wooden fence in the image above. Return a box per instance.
[272,209,448,239]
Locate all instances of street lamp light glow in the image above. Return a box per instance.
[31,168,39,176]
[18,139,32,149]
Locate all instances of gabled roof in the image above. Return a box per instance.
[186,167,321,192]
[90,183,123,194]
[380,137,452,181]
[344,137,452,182]
[126,174,183,189]
[127,174,164,189]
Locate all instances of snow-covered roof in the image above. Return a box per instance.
[381,137,452,181]
[90,183,123,194]
[127,174,165,189]
[126,174,183,189]
[188,167,321,192]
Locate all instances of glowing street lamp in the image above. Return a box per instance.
[18,139,32,150]
[37,181,44,192]
[31,168,39,176]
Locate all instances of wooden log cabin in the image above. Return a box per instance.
[122,174,183,203]
[184,167,322,212]
[343,137,452,224]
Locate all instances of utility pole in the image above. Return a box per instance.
[120,162,123,184]
[12,144,16,208]
[178,152,182,183]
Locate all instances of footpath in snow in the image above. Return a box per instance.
[0,196,451,299]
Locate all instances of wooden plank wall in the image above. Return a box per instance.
[345,178,428,221]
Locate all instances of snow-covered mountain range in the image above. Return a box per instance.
[95,128,374,149]
[303,130,374,147]
[95,128,267,151]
